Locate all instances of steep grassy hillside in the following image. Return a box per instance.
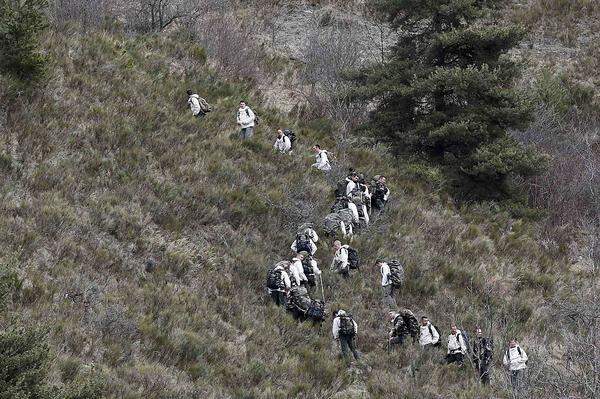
[0,28,579,398]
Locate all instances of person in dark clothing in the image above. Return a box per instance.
[472,328,494,385]
[372,175,390,211]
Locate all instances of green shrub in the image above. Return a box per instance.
[0,0,48,83]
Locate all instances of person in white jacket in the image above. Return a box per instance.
[419,316,440,348]
[187,90,206,120]
[236,100,255,140]
[345,174,369,226]
[330,240,349,277]
[377,259,396,308]
[332,310,360,360]
[273,129,291,153]
[289,253,308,287]
[446,324,468,364]
[503,340,528,390]
[311,145,331,172]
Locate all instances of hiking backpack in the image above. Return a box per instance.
[403,314,420,340]
[428,324,442,347]
[283,128,296,148]
[198,97,212,112]
[388,260,405,287]
[245,108,259,125]
[295,233,312,253]
[506,346,525,363]
[339,315,355,336]
[266,267,284,290]
[334,179,348,198]
[459,331,471,354]
[307,300,325,322]
[346,246,359,270]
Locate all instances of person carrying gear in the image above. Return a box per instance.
[289,253,308,287]
[286,286,326,323]
[372,175,390,212]
[311,145,331,172]
[503,339,528,391]
[273,129,291,153]
[419,316,440,348]
[472,328,494,385]
[291,231,317,255]
[332,310,360,361]
[446,324,468,365]
[330,240,349,277]
[266,261,291,306]
[376,259,397,308]
[299,251,321,289]
[236,100,255,140]
[187,90,211,120]
[388,311,410,348]
[297,223,319,244]
[400,309,420,343]
[323,209,354,239]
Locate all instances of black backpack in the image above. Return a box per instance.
[428,324,442,347]
[388,260,405,287]
[458,330,471,354]
[266,267,283,290]
[295,233,311,253]
[306,301,325,322]
[334,179,348,198]
[283,128,296,148]
[347,247,359,270]
[339,315,355,336]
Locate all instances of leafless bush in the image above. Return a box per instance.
[127,0,202,32]
[514,105,600,233]
[298,15,367,128]
[52,0,113,29]
[528,281,600,398]
[191,0,265,80]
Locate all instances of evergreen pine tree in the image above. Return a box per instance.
[0,0,48,83]
[0,329,57,399]
[355,0,547,198]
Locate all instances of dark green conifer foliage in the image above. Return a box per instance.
[355,0,547,198]
[0,0,48,82]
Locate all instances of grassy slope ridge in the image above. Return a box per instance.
[0,29,573,398]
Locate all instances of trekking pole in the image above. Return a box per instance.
[319,274,325,303]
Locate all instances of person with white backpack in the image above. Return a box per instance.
[236,100,256,139]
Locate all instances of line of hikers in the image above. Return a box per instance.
[200,93,529,391]
[331,309,528,388]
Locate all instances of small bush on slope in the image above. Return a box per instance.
[0,27,581,398]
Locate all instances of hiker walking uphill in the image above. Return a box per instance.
[372,175,390,212]
[388,311,409,348]
[273,129,291,154]
[236,100,256,139]
[187,90,211,120]
[289,253,308,287]
[332,310,360,361]
[299,251,321,290]
[472,328,493,385]
[446,324,468,365]
[330,241,359,277]
[311,145,331,172]
[291,230,317,256]
[323,209,355,239]
[286,286,325,323]
[266,261,291,306]
[503,340,528,390]
[377,259,404,308]
[419,316,440,348]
